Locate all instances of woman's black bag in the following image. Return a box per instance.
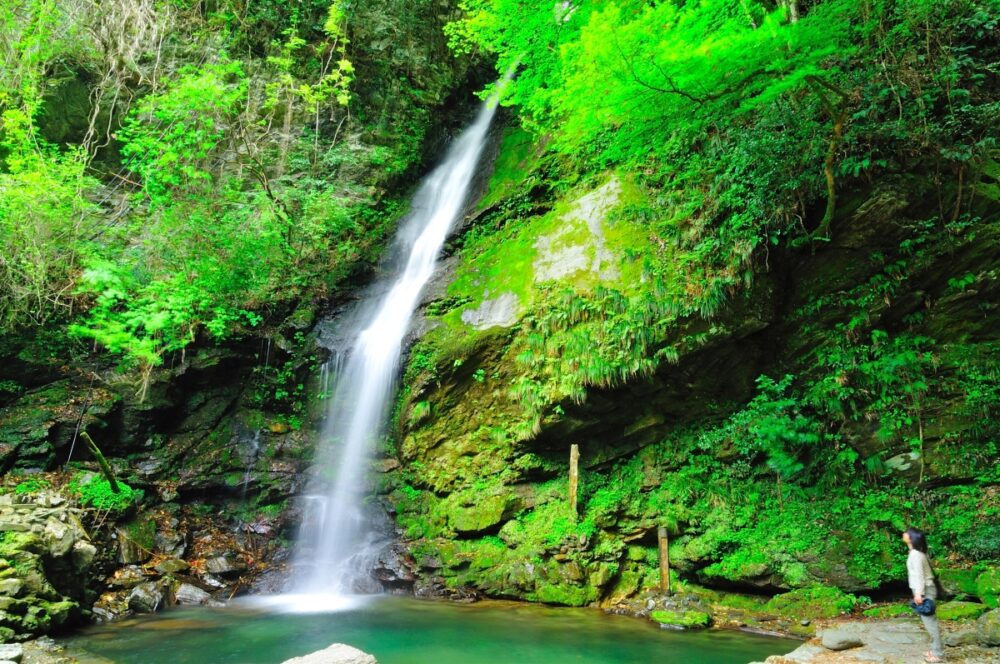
[910,598,936,616]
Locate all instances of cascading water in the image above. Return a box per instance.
[288,98,498,603]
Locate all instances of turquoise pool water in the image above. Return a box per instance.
[65,596,796,663]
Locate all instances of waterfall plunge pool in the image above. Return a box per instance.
[64,596,796,663]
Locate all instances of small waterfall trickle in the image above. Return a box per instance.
[286,98,499,605]
[240,429,262,501]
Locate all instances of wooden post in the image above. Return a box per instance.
[658,526,671,594]
[81,432,120,493]
[568,444,580,517]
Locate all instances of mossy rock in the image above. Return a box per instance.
[650,609,711,629]
[765,585,858,619]
[448,494,511,534]
[863,603,913,618]
[714,592,769,612]
[976,568,1000,608]
[937,600,990,621]
[936,568,980,598]
[532,582,596,607]
[934,568,980,595]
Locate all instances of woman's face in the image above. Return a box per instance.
[902,531,912,548]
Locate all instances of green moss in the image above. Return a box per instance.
[765,585,858,619]
[937,568,982,598]
[478,126,538,210]
[13,477,50,494]
[714,592,769,612]
[448,494,510,534]
[66,473,143,513]
[863,603,914,618]
[0,532,43,559]
[650,609,711,629]
[976,568,1000,608]
[123,518,156,552]
[532,581,596,607]
[936,601,990,621]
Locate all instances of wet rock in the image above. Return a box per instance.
[154,530,186,557]
[127,582,163,614]
[174,583,212,606]
[154,558,190,575]
[203,554,246,577]
[107,565,150,589]
[372,543,417,589]
[371,458,400,473]
[820,628,863,650]
[199,574,226,589]
[280,643,377,664]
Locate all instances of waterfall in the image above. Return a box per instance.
[288,98,498,602]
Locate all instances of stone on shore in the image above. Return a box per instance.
[819,628,863,650]
[977,608,1000,646]
[0,644,22,663]
[280,643,377,664]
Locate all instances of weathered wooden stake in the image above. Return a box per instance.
[568,444,580,517]
[658,526,671,594]
[81,431,120,493]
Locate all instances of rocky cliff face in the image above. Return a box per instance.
[381,125,1000,607]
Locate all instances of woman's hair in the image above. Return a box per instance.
[905,527,929,553]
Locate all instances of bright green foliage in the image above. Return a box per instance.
[13,477,50,494]
[0,0,468,388]
[117,61,248,206]
[0,109,100,334]
[66,473,143,513]
[451,0,999,313]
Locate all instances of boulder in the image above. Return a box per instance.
[764,585,858,620]
[281,643,377,664]
[448,494,511,534]
[977,608,1000,646]
[820,628,864,651]
[936,568,980,597]
[203,554,246,577]
[174,583,212,606]
[0,644,22,663]
[127,582,163,613]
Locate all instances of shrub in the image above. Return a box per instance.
[66,473,143,513]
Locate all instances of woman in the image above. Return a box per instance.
[903,527,944,663]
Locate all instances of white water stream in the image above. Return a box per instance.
[285,99,498,606]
